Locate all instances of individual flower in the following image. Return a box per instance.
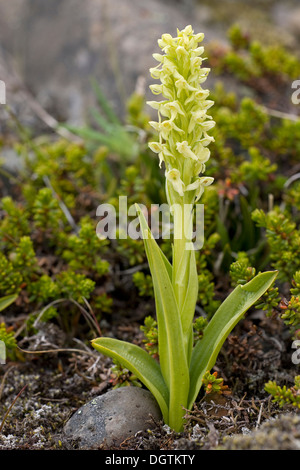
[148,142,174,168]
[165,169,185,196]
[176,141,198,161]
[186,176,214,201]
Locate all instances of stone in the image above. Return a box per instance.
[62,386,162,449]
[272,3,300,41]
[0,0,221,127]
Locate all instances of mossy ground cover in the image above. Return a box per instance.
[0,25,300,449]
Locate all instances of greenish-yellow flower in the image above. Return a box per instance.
[148,25,215,204]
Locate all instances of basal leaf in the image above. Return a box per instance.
[188,270,278,408]
[136,205,190,430]
[178,248,198,364]
[92,337,169,423]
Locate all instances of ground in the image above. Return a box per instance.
[0,309,299,450]
[1,0,300,452]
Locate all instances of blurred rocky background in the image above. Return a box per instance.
[0,0,300,132]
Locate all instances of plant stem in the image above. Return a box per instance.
[168,195,198,432]
[172,202,187,307]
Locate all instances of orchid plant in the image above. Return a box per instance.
[92,26,278,432]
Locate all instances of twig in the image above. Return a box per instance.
[260,105,299,122]
[283,172,300,189]
[256,402,263,429]
[33,298,100,337]
[18,90,84,143]
[17,345,97,359]
[67,298,101,337]
[0,384,27,433]
[72,338,98,356]
[0,44,83,143]
[33,298,69,329]
[43,175,79,233]
[279,172,300,212]
[116,263,149,275]
[82,297,102,337]
[0,365,16,401]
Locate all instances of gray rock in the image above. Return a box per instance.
[272,3,300,42]
[3,0,299,136]
[0,0,222,127]
[62,386,162,449]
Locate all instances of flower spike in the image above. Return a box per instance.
[148,25,215,205]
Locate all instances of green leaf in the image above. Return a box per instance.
[91,337,169,422]
[178,248,199,364]
[135,206,171,387]
[135,205,172,280]
[188,270,278,408]
[65,126,116,146]
[136,204,190,430]
[91,78,121,125]
[0,294,18,312]
[90,107,116,134]
[136,205,186,380]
